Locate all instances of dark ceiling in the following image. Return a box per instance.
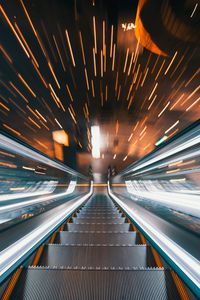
[0,0,199,174]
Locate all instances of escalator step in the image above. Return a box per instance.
[64,223,132,232]
[53,232,141,245]
[80,208,118,212]
[77,211,122,217]
[10,269,181,300]
[38,245,156,268]
[72,217,126,224]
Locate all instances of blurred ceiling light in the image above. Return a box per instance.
[52,130,69,146]
[113,154,116,159]
[91,126,100,158]
[122,23,136,31]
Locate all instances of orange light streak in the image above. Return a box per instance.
[123,48,129,73]
[0,5,30,58]
[14,22,39,67]
[28,117,41,129]
[110,25,113,58]
[158,101,170,118]
[0,45,12,63]
[65,30,76,67]
[164,51,178,75]
[79,31,86,66]
[93,16,97,54]
[66,84,74,102]
[3,124,21,136]
[48,62,60,89]
[18,74,36,97]
[9,82,29,103]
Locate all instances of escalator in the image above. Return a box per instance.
[2,192,192,299]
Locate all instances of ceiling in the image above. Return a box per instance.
[0,0,199,175]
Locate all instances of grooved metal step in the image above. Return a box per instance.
[10,269,181,300]
[53,232,141,245]
[72,217,126,224]
[64,223,132,232]
[77,212,122,218]
[38,245,156,268]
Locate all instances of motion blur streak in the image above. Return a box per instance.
[0,180,57,202]
[0,180,77,213]
[0,134,86,178]
[125,180,200,218]
[108,182,200,293]
[0,182,93,281]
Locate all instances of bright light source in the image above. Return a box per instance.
[91,126,100,158]
[155,135,168,146]
[52,130,69,146]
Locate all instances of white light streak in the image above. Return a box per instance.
[91,126,100,158]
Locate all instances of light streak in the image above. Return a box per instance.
[0,102,10,111]
[28,117,41,129]
[110,25,113,58]
[53,35,66,71]
[166,168,180,174]
[108,184,200,294]
[155,59,165,81]
[84,68,90,90]
[148,94,157,110]
[2,124,21,136]
[127,52,134,76]
[66,84,74,102]
[65,30,76,67]
[91,126,100,158]
[0,5,30,59]
[93,16,97,54]
[158,101,170,118]
[0,184,93,281]
[123,48,129,73]
[164,51,178,75]
[48,62,60,89]
[148,82,158,100]
[101,50,103,77]
[185,69,200,87]
[165,120,179,134]
[112,43,116,71]
[123,155,128,161]
[14,22,39,67]
[93,48,97,76]
[19,0,47,58]
[91,80,95,97]
[0,45,12,64]
[128,133,133,142]
[186,97,200,111]
[155,135,168,146]
[170,93,185,110]
[79,31,86,66]
[18,74,36,98]
[151,56,159,74]
[190,3,198,18]
[55,118,63,129]
[9,82,29,103]
[140,67,149,87]
[35,110,47,122]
